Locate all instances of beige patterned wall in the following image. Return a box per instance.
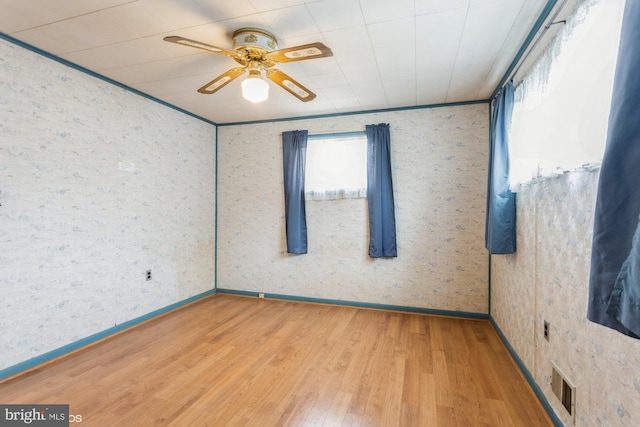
[217,104,489,314]
[0,40,216,370]
[491,170,640,426]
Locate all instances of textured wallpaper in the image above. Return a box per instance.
[0,39,216,370]
[492,170,640,426]
[217,104,489,314]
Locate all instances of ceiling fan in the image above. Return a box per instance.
[163,28,333,103]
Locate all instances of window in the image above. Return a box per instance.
[508,0,624,189]
[305,132,367,200]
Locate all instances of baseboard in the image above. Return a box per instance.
[0,288,217,382]
[489,317,563,427]
[216,288,490,320]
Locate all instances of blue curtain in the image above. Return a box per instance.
[366,123,397,258]
[485,81,516,254]
[588,0,640,339]
[282,130,308,254]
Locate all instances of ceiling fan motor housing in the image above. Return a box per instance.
[233,28,277,50]
[232,28,279,68]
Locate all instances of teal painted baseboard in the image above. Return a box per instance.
[489,317,563,427]
[216,288,490,320]
[0,288,217,381]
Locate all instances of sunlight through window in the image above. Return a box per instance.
[509,0,624,189]
[305,133,367,200]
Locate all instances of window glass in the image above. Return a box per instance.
[305,133,367,200]
[509,0,624,189]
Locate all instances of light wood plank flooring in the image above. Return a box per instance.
[0,294,553,426]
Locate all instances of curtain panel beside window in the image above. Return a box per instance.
[366,123,397,258]
[282,130,308,254]
[588,0,640,339]
[485,81,516,254]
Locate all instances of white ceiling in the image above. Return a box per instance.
[0,0,553,124]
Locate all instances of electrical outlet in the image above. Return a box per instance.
[146,270,152,281]
[544,320,550,341]
[258,293,265,299]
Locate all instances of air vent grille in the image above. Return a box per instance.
[551,362,575,423]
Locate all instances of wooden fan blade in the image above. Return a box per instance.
[268,42,333,63]
[266,69,316,102]
[164,35,239,59]
[198,67,246,94]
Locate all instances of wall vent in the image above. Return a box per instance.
[551,361,575,423]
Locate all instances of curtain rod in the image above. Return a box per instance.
[508,0,570,83]
[308,130,365,139]
[491,0,569,101]
[279,129,365,137]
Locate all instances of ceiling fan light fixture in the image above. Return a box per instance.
[164,31,332,103]
[241,70,269,103]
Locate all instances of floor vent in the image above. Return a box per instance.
[551,362,575,422]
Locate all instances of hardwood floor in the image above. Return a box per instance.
[0,294,553,426]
